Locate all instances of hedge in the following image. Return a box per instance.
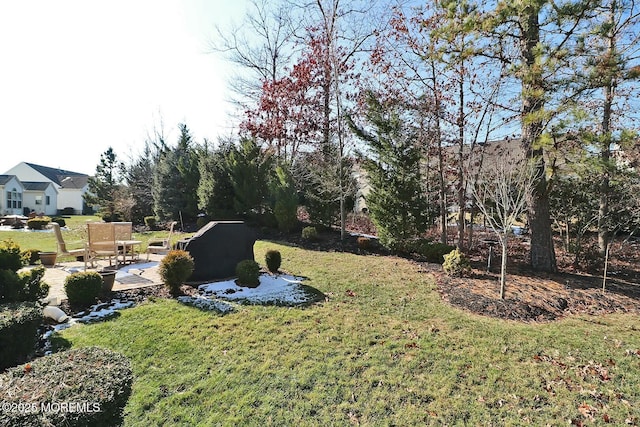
[0,302,43,371]
[0,346,133,427]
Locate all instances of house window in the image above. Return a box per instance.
[35,196,42,205]
[46,196,50,205]
[7,188,22,209]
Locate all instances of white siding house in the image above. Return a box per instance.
[0,175,25,215]
[3,162,90,214]
[22,182,58,216]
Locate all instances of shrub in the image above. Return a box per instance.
[64,271,102,307]
[100,212,122,223]
[51,217,66,227]
[443,249,472,277]
[0,240,24,272]
[236,259,260,287]
[18,267,48,302]
[196,216,208,229]
[265,250,282,273]
[144,216,157,230]
[0,346,133,427]
[301,226,318,241]
[356,236,371,251]
[0,270,21,303]
[26,216,51,230]
[21,249,41,265]
[159,250,194,295]
[0,302,42,371]
[401,239,456,264]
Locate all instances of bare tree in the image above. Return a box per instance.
[211,0,299,110]
[471,152,537,299]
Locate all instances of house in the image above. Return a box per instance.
[22,181,58,216]
[2,162,91,215]
[0,175,25,216]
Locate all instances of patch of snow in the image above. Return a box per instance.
[177,295,234,314]
[350,232,378,239]
[71,299,135,324]
[199,274,321,306]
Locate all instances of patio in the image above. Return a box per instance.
[37,253,165,306]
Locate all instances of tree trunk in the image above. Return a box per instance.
[520,7,557,272]
[598,4,615,255]
[499,236,507,299]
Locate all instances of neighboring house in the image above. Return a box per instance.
[22,181,58,216]
[2,162,91,215]
[0,175,25,215]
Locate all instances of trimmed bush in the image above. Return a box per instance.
[443,249,472,277]
[356,237,371,251]
[26,216,51,230]
[0,346,133,427]
[21,249,41,265]
[159,250,194,296]
[0,240,24,272]
[0,270,21,303]
[301,226,318,241]
[0,302,42,371]
[18,267,48,302]
[64,271,102,307]
[144,216,157,230]
[265,250,282,273]
[236,259,260,287]
[51,217,66,227]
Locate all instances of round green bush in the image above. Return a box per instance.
[159,250,194,295]
[301,226,318,241]
[0,240,25,272]
[51,217,66,227]
[26,216,51,230]
[64,271,103,307]
[265,250,282,273]
[236,259,260,287]
[443,248,472,277]
[144,216,157,230]
[21,249,41,265]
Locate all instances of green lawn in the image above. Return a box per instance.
[54,241,640,426]
[1,216,187,261]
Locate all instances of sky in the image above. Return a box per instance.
[0,0,247,175]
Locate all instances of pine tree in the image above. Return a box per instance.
[349,92,428,250]
[84,147,124,221]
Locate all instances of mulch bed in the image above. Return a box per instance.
[433,236,640,322]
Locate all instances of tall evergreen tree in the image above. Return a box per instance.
[152,123,200,222]
[228,138,273,220]
[349,92,429,250]
[84,147,124,221]
[197,139,236,219]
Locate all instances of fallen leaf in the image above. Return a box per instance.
[24,363,32,374]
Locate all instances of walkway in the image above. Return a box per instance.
[38,254,165,305]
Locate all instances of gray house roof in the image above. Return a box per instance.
[0,175,14,185]
[24,162,89,187]
[22,181,54,191]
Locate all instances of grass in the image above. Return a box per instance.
[0,216,188,261]
[51,241,640,425]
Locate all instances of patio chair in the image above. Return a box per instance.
[146,221,177,260]
[48,222,87,260]
[85,222,119,270]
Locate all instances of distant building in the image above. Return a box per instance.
[2,162,91,215]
